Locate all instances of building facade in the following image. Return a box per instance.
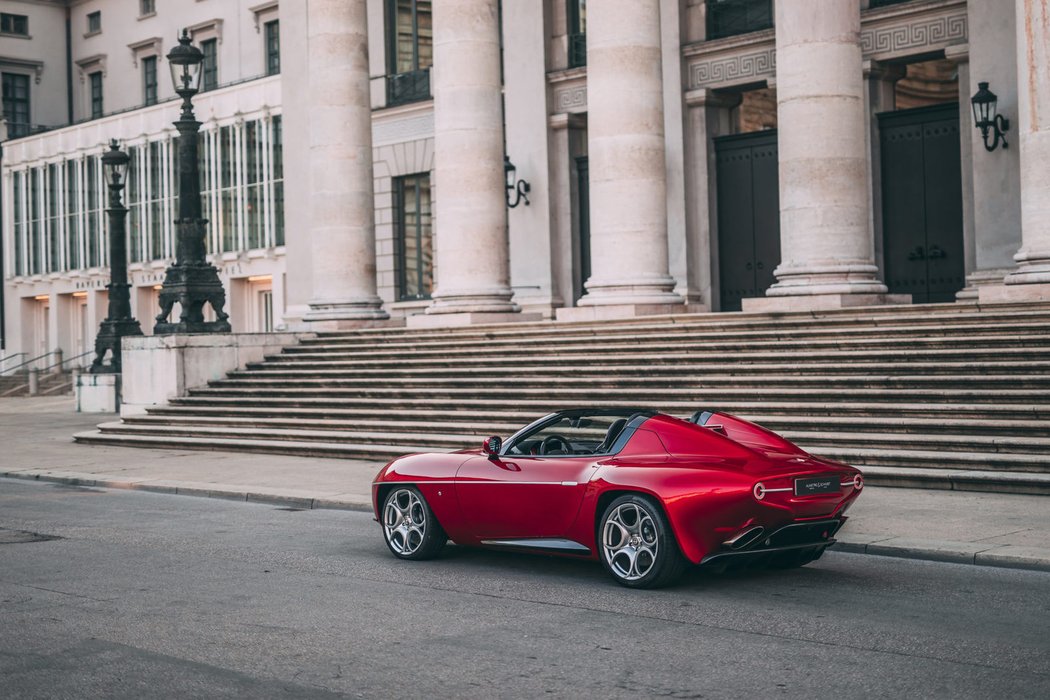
[2,0,1048,363]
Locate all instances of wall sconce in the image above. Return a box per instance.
[970,81,1009,152]
[504,155,531,208]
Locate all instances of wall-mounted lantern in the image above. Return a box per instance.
[970,81,1010,152]
[504,155,531,208]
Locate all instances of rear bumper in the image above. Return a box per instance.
[699,518,842,567]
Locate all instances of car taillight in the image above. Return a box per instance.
[854,474,864,490]
[753,482,766,501]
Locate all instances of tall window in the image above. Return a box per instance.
[0,12,29,35]
[139,0,155,16]
[65,161,82,270]
[201,39,218,91]
[706,0,773,41]
[86,11,101,34]
[89,72,103,118]
[28,169,42,275]
[567,1,586,68]
[47,164,61,272]
[85,155,101,267]
[394,173,433,300]
[385,0,432,106]
[265,20,280,75]
[13,172,24,275]
[142,56,158,105]
[127,146,143,262]
[2,73,30,137]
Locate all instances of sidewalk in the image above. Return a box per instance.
[2,397,1049,573]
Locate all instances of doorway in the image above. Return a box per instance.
[878,103,965,303]
[714,130,781,312]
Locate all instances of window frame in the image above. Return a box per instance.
[2,72,31,138]
[86,11,101,35]
[385,0,432,106]
[0,12,29,36]
[393,172,434,302]
[265,20,280,75]
[201,38,218,91]
[566,0,586,68]
[139,0,156,17]
[89,71,103,119]
[142,55,158,106]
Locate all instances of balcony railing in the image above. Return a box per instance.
[386,68,431,107]
[707,0,774,41]
[568,32,587,68]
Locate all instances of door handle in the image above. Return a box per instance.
[756,261,764,270]
[745,262,753,270]
[928,245,946,260]
[907,246,926,261]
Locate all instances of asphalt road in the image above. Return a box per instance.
[1,478,1048,700]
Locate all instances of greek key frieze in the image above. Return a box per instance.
[688,47,775,89]
[553,84,588,113]
[860,10,967,59]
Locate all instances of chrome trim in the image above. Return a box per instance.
[561,481,578,487]
[481,538,591,553]
[762,487,793,493]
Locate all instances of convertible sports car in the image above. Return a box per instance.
[372,408,863,588]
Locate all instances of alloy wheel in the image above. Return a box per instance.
[602,502,660,581]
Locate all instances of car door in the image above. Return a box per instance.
[454,454,596,539]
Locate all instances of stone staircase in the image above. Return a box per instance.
[75,302,1050,494]
[0,370,75,397]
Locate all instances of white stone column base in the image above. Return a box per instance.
[406,311,543,328]
[742,293,911,313]
[956,268,1013,301]
[765,262,889,298]
[979,282,1050,304]
[76,373,120,413]
[300,318,406,332]
[303,298,389,323]
[425,288,519,316]
[1003,253,1050,286]
[576,276,685,308]
[556,302,707,322]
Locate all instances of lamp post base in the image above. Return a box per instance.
[90,318,144,374]
[154,262,232,335]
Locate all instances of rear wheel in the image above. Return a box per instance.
[381,487,446,560]
[599,494,687,589]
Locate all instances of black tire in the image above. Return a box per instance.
[380,486,446,560]
[598,494,687,589]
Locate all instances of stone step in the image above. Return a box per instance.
[206,374,1050,390]
[296,321,1050,350]
[165,395,1050,419]
[184,385,1050,404]
[280,335,1050,359]
[120,414,1050,456]
[229,359,1050,378]
[137,409,1050,438]
[72,430,1050,493]
[254,346,1050,369]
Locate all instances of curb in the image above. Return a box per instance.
[0,471,374,514]
[4,471,1049,575]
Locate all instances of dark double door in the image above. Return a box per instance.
[878,103,965,303]
[714,130,781,312]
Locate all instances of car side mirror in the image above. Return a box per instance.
[482,436,502,459]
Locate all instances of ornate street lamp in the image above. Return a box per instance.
[504,155,531,208]
[90,140,143,373]
[154,29,231,334]
[970,81,1010,152]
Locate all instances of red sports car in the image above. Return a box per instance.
[372,408,863,588]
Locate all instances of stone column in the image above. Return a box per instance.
[568,0,685,316]
[421,0,519,323]
[748,0,893,311]
[302,0,388,324]
[1001,0,1050,292]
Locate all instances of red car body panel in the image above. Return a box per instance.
[372,411,862,565]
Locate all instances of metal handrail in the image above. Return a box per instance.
[0,350,58,376]
[38,349,96,374]
[0,352,26,366]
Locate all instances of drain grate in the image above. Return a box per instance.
[0,528,62,545]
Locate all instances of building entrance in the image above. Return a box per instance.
[714,130,780,312]
[878,103,965,303]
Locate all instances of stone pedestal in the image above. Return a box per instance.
[426,0,518,318]
[556,303,706,323]
[765,0,888,304]
[577,0,683,310]
[303,0,387,322]
[979,282,1050,304]
[76,373,120,413]
[120,332,304,417]
[742,294,910,313]
[1004,0,1050,286]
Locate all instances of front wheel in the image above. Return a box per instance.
[381,486,446,560]
[599,494,686,589]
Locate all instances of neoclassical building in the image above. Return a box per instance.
[2,0,1049,362]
